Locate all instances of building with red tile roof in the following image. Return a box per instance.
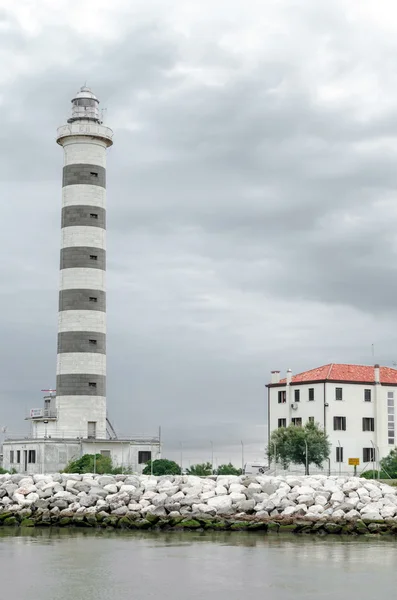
[266,364,397,474]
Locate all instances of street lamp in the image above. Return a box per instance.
[241,440,244,473]
[180,441,183,475]
[304,439,309,475]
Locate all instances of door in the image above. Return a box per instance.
[87,422,96,439]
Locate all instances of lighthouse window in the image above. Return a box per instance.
[88,382,97,388]
[89,255,97,261]
[90,213,98,219]
[90,172,98,178]
[89,296,97,302]
[89,339,97,345]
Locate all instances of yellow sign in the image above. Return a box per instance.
[348,458,360,466]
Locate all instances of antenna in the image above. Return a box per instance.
[371,344,375,359]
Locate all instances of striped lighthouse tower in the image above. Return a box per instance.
[55,86,113,440]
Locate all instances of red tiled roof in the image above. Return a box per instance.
[276,364,397,385]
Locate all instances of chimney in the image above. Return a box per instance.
[374,364,380,384]
[271,370,281,384]
[286,369,292,384]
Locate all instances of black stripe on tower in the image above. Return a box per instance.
[56,374,106,396]
[61,206,106,228]
[62,164,106,188]
[60,247,106,270]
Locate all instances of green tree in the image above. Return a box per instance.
[142,459,181,476]
[379,448,397,478]
[216,463,242,476]
[187,462,213,476]
[267,421,330,475]
[63,453,113,474]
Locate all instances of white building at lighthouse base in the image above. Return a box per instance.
[1,393,161,474]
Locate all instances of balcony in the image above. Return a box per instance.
[25,408,58,421]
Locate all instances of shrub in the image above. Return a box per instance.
[186,463,213,476]
[216,463,242,475]
[142,459,181,476]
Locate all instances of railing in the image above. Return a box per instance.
[4,431,160,443]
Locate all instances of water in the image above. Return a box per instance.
[0,529,395,599]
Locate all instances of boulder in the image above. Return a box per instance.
[207,495,233,514]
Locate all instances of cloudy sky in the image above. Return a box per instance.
[1,0,397,466]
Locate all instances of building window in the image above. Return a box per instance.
[362,417,375,432]
[88,382,97,388]
[278,418,287,428]
[89,339,97,345]
[335,387,343,401]
[363,447,375,463]
[278,390,286,404]
[388,392,395,445]
[89,296,98,302]
[294,389,300,402]
[291,418,302,427]
[28,450,36,464]
[308,416,314,424]
[87,421,97,439]
[90,172,98,177]
[308,388,314,401]
[364,389,371,402]
[138,451,152,464]
[336,447,344,463]
[333,416,346,431]
[100,450,111,458]
[16,450,20,464]
[89,255,98,261]
[90,213,98,219]
[10,451,14,464]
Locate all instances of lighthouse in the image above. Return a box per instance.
[1,87,160,474]
[55,86,113,439]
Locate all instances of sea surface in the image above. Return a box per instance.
[0,529,395,599]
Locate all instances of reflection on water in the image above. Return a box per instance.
[0,529,396,600]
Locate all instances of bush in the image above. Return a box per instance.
[216,463,242,475]
[187,463,213,476]
[63,454,132,474]
[0,467,16,475]
[142,459,181,476]
[360,469,390,480]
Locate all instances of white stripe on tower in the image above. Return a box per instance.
[56,86,113,440]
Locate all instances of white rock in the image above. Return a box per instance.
[215,486,228,496]
[345,510,361,520]
[282,506,297,516]
[103,484,118,494]
[151,493,168,507]
[296,486,315,496]
[362,512,382,520]
[331,491,345,504]
[229,493,247,504]
[207,495,233,514]
[229,484,247,495]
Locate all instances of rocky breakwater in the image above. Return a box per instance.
[1,473,397,535]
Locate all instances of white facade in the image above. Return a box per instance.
[2,438,160,475]
[267,365,397,474]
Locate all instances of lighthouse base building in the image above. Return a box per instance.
[1,86,160,474]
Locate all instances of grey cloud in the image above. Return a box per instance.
[2,1,397,464]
